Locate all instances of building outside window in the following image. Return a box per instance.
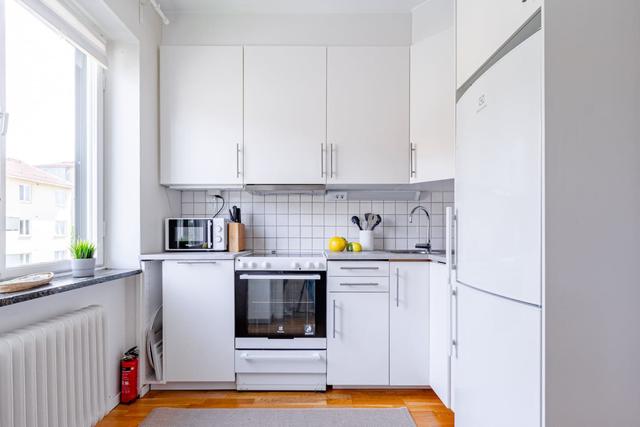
[1,0,104,272]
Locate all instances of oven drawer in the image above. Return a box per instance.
[328,261,389,277]
[328,276,389,292]
[235,350,327,374]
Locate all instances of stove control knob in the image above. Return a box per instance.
[317,262,325,270]
[261,262,270,269]
[250,262,258,269]
[240,262,248,269]
[215,225,223,232]
[306,262,316,270]
[291,262,300,270]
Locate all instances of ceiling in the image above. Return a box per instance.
[159,0,427,14]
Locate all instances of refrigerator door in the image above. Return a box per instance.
[455,31,542,305]
[455,284,541,427]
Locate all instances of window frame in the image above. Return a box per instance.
[18,183,31,202]
[0,0,105,278]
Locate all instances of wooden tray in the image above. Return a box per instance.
[0,272,54,294]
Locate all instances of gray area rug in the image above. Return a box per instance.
[140,407,417,427]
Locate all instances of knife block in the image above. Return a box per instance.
[228,223,246,252]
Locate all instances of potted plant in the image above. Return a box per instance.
[70,240,96,278]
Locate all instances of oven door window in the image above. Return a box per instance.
[168,219,210,250]
[237,274,326,338]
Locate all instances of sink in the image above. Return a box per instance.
[388,249,446,256]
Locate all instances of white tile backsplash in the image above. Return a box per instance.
[179,190,454,252]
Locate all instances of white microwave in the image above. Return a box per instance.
[165,218,228,251]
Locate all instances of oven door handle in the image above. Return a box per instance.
[239,352,322,361]
[238,274,321,281]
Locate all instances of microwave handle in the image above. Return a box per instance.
[207,220,213,249]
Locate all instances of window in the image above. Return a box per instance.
[1,0,104,274]
[7,253,31,266]
[55,190,67,207]
[18,184,31,202]
[55,220,66,236]
[19,219,30,236]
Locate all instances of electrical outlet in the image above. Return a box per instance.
[326,191,348,201]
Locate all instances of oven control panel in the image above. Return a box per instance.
[236,256,326,271]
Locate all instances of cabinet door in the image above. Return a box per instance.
[163,260,235,382]
[160,46,243,186]
[456,0,541,87]
[429,262,451,407]
[327,47,409,184]
[244,46,327,184]
[455,284,541,427]
[390,262,429,386]
[327,292,389,386]
[410,28,455,183]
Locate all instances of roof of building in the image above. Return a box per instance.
[35,161,75,169]
[7,158,73,188]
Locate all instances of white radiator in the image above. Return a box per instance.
[0,305,108,427]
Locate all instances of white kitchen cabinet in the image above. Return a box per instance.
[327,292,389,386]
[160,46,243,186]
[456,0,541,88]
[162,260,235,382]
[326,47,410,184]
[244,46,327,184]
[410,28,455,183]
[429,261,451,407]
[389,262,429,386]
[455,284,541,427]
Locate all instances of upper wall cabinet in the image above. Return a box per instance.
[160,46,243,186]
[244,46,327,184]
[410,27,455,183]
[456,0,541,88]
[327,47,410,185]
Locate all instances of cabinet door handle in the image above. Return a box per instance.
[395,268,400,307]
[410,143,416,178]
[176,261,217,265]
[330,143,335,178]
[339,282,379,287]
[320,143,325,178]
[339,266,379,271]
[332,299,336,339]
[236,143,241,178]
[0,112,9,136]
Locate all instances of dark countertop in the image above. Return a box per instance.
[0,268,142,308]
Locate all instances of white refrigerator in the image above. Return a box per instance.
[454,29,542,427]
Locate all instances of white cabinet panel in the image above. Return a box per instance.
[456,0,541,87]
[410,27,455,183]
[455,284,541,427]
[327,47,410,184]
[160,46,243,186]
[455,32,542,305]
[390,262,429,386]
[244,46,327,184]
[163,260,235,382]
[327,292,389,386]
[429,261,451,407]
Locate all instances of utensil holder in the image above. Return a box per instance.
[359,230,374,251]
[228,223,246,252]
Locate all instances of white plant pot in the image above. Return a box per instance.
[71,258,96,278]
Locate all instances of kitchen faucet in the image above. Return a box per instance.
[408,205,432,253]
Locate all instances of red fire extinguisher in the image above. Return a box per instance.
[120,347,139,404]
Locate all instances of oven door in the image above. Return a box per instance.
[166,218,212,250]
[235,272,326,342]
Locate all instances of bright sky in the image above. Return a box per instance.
[5,0,76,165]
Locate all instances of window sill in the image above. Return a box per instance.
[0,268,142,308]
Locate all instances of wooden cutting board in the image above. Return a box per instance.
[0,272,54,293]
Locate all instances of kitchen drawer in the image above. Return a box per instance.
[328,261,389,277]
[328,276,389,293]
[235,350,327,374]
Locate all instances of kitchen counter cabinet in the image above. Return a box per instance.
[163,260,235,382]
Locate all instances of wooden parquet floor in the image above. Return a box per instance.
[98,388,454,426]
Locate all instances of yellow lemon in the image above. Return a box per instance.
[328,236,347,252]
[351,242,362,252]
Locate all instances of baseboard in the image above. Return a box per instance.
[151,381,237,390]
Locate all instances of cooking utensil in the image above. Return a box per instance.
[351,216,362,230]
[371,214,382,230]
[229,206,241,223]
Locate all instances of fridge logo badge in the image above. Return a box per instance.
[276,325,285,334]
[477,94,488,113]
[304,324,315,336]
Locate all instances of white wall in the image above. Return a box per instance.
[544,1,640,426]
[0,277,139,408]
[162,13,412,46]
[411,0,453,43]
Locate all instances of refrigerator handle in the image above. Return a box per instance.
[452,287,459,359]
[452,209,459,271]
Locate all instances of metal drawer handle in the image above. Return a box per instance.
[177,261,217,264]
[339,266,380,271]
[240,353,321,361]
[339,282,379,286]
[396,268,400,307]
[332,299,336,339]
